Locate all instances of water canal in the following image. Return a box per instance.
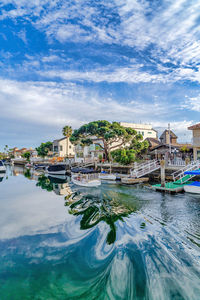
[0,166,200,300]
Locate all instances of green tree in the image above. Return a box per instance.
[22,151,31,162]
[70,120,140,161]
[111,138,149,165]
[36,142,52,158]
[62,125,73,158]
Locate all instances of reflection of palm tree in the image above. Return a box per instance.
[65,191,140,244]
[24,169,31,179]
[36,175,53,192]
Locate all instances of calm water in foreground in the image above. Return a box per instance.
[0,166,200,300]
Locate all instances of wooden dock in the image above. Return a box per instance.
[151,181,194,193]
[121,177,149,185]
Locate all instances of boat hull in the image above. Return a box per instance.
[184,185,200,194]
[99,174,116,181]
[72,176,101,187]
[47,164,66,175]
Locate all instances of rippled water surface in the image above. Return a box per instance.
[0,166,200,300]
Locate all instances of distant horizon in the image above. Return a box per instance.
[0,1,199,150]
[1,120,193,151]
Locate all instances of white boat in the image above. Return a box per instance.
[99,173,116,181]
[183,170,200,194]
[0,160,6,173]
[47,164,66,175]
[71,167,101,187]
[184,182,200,194]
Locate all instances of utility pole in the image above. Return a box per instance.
[168,123,171,154]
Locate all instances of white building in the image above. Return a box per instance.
[53,137,75,157]
[74,138,104,163]
[120,122,157,140]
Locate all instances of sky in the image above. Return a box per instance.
[0,0,200,150]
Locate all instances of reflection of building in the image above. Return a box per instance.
[53,183,72,196]
[188,123,200,160]
[53,137,75,158]
[120,122,157,140]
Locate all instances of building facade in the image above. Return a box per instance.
[119,122,157,140]
[188,123,200,160]
[53,137,75,157]
[160,130,177,145]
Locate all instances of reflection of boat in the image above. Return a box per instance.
[47,164,66,175]
[0,172,5,182]
[34,164,47,171]
[48,174,68,184]
[99,172,116,181]
[25,163,33,169]
[71,168,101,187]
[184,170,200,194]
[0,160,6,173]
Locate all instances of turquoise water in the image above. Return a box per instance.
[0,166,200,300]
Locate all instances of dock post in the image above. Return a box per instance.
[94,160,97,170]
[160,160,165,187]
[185,157,190,166]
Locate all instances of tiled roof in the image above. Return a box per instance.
[188,123,200,130]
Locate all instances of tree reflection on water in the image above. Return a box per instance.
[35,174,142,244]
[36,175,54,192]
[65,190,141,244]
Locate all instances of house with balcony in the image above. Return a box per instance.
[119,122,158,140]
[74,138,104,163]
[52,137,75,158]
[188,123,200,160]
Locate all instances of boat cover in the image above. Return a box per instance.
[188,181,200,186]
[48,164,66,171]
[184,170,200,175]
[71,167,99,174]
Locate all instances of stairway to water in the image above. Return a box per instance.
[130,160,160,178]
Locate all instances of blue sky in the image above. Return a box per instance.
[0,0,200,150]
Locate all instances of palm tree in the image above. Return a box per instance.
[62,126,72,158]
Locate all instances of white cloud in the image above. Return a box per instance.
[0,77,193,143]
[182,94,200,112]
[1,0,200,83]
[0,78,171,125]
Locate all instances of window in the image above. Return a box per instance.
[60,145,63,151]
[54,146,58,152]
[148,132,152,134]
[69,145,71,149]
[142,132,144,136]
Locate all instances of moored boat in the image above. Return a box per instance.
[71,168,101,187]
[183,170,200,194]
[184,182,200,194]
[47,164,66,175]
[99,172,116,181]
[0,160,6,173]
